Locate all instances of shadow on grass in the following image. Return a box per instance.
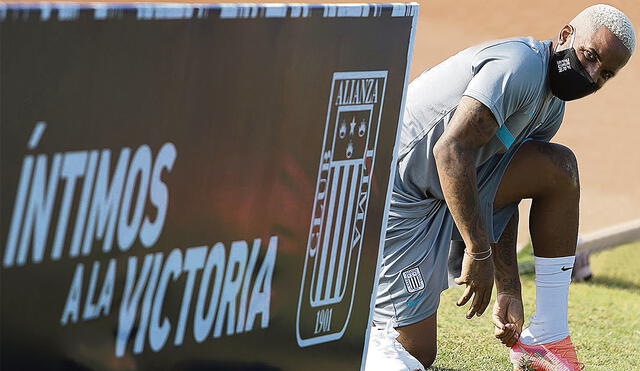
[518,267,640,291]
[517,261,535,276]
[577,275,640,292]
[517,243,535,276]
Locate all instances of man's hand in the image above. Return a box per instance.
[455,252,495,319]
[492,292,524,347]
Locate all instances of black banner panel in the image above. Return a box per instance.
[0,3,418,370]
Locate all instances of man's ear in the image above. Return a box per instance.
[558,24,574,46]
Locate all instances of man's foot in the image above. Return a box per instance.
[509,336,584,371]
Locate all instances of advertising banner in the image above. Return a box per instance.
[0,3,418,370]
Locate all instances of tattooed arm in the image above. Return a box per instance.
[491,212,524,347]
[493,211,522,294]
[433,96,500,319]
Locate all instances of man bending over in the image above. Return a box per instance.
[366,4,635,370]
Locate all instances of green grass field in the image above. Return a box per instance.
[430,241,640,371]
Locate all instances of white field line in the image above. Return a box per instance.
[575,219,640,254]
[516,219,640,254]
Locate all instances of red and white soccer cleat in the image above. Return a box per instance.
[510,336,585,371]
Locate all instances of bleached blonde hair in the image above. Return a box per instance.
[571,4,636,54]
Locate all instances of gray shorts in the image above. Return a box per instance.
[372,144,524,328]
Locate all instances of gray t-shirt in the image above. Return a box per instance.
[398,37,565,200]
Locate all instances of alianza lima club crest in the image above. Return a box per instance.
[296,71,388,347]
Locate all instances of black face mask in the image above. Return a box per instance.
[548,27,599,101]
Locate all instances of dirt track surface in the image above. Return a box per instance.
[12,0,640,244]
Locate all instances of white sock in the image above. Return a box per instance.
[520,255,575,345]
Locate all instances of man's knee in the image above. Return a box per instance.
[415,346,437,368]
[399,340,437,368]
[396,314,438,368]
[531,141,580,193]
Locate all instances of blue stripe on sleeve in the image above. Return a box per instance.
[496,125,515,149]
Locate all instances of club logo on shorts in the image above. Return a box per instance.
[296,71,388,347]
[402,267,425,293]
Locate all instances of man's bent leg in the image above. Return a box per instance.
[493,140,579,258]
[396,312,438,368]
[373,184,453,368]
[492,140,581,367]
